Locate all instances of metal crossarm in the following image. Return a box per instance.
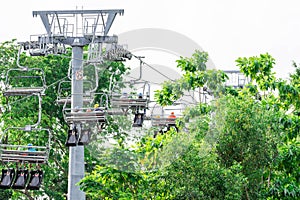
[33,10,124,36]
[32,9,124,47]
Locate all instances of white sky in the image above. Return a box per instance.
[1,0,300,78]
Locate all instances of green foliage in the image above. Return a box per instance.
[214,94,282,199]
[155,50,228,106]
[176,50,208,72]
[2,40,299,200]
[0,40,129,199]
[79,165,147,200]
[236,53,276,91]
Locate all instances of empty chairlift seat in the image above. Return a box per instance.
[3,68,46,96]
[56,80,94,105]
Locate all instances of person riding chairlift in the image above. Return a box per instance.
[167,112,178,132]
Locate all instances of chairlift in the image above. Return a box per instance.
[110,81,150,114]
[0,127,51,164]
[27,34,66,56]
[3,68,46,96]
[63,93,108,124]
[150,102,185,133]
[56,80,94,105]
[109,54,149,114]
[223,70,250,88]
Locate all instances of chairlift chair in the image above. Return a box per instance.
[223,70,250,89]
[63,93,108,124]
[3,68,46,96]
[110,81,150,113]
[150,102,185,132]
[28,34,66,56]
[0,127,51,164]
[56,80,94,105]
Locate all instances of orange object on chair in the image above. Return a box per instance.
[168,112,176,118]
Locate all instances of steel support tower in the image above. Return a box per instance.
[32,9,124,200]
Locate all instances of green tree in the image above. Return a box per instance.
[236,53,300,199]
[0,40,129,199]
[214,94,282,199]
[154,50,228,106]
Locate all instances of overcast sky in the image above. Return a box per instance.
[1,0,300,78]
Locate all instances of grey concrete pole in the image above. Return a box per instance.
[68,38,86,200]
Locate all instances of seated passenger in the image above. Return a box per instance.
[27,144,36,152]
[167,112,178,132]
[138,93,143,99]
[120,92,128,99]
[168,112,176,119]
[94,104,103,112]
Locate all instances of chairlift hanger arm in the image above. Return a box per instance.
[16,44,28,70]
[121,55,145,84]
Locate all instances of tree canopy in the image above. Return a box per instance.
[0,40,298,200]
